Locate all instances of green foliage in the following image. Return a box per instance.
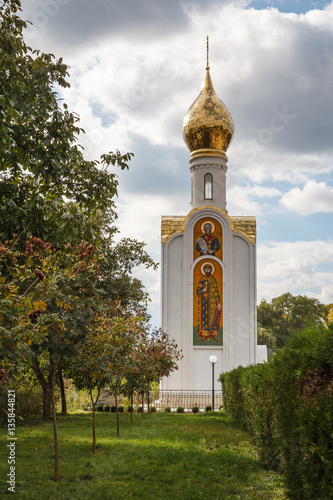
[56,381,89,413]
[242,363,281,469]
[176,406,184,413]
[110,405,117,413]
[149,406,157,413]
[14,384,44,418]
[96,405,104,412]
[118,405,124,413]
[257,325,277,350]
[219,365,246,426]
[0,1,133,244]
[205,405,212,412]
[164,406,171,413]
[0,0,166,480]
[257,293,329,347]
[191,405,199,413]
[221,324,333,499]
[103,405,110,412]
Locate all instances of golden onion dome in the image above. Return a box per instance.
[182,66,234,158]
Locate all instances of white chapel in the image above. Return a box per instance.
[160,45,261,393]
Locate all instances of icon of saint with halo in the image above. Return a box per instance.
[196,262,221,342]
[196,221,220,256]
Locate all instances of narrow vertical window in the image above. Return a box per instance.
[204,173,213,200]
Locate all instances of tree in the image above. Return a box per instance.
[257,326,276,351]
[0,0,156,403]
[257,293,329,348]
[103,316,146,435]
[69,324,112,454]
[0,1,160,480]
[128,328,182,415]
[0,1,132,242]
[0,235,109,478]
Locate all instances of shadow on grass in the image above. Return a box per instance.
[1,412,286,500]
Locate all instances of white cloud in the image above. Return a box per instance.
[227,184,281,215]
[17,0,333,315]
[280,180,333,214]
[258,240,333,303]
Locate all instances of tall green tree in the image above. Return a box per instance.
[0,1,158,481]
[0,0,132,244]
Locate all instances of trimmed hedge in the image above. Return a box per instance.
[220,324,333,500]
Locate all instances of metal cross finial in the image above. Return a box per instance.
[206,35,210,70]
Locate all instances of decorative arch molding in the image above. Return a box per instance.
[191,255,226,272]
[162,206,256,246]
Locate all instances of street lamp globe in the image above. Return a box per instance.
[209,355,217,364]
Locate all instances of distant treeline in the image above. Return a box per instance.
[257,292,332,349]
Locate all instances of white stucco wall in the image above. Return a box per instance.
[161,234,183,391]
[232,235,257,369]
[161,207,257,392]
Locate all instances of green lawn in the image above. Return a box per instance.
[1,411,286,499]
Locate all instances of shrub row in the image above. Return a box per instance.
[220,324,333,500]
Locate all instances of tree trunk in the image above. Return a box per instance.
[31,354,53,418]
[92,403,96,454]
[90,385,100,454]
[42,380,53,419]
[141,392,144,417]
[147,389,150,413]
[130,390,133,425]
[115,392,120,436]
[51,369,59,481]
[58,369,67,414]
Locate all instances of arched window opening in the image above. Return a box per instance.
[204,173,213,200]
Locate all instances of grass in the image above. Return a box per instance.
[1,410,287,499]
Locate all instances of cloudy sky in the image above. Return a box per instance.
[20,0,333,327]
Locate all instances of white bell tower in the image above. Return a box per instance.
[161,39,258,394]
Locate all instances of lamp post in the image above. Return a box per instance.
[209,355,217,411]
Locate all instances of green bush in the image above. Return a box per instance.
[191,405,199,414]
[176,406,184,413]
[150,406,157,413]
[242,363,281,469]
[137,406,143,413]
[110,405,117,413]
[164,406,171,413]
[14,385,43,418]
[103,405,110,412]
[221,324,333,500]
[219,365,246,426]
[205,405,212,412]
[118,405,124,413]
[96,405,104,412]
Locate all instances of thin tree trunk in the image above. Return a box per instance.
[147,389,150,413]
[115,392,120,436]
[58,369,67,414]
[92,403,96,454]
[51,368,59,481]
[130,389,133,425]
[141,392,144,417]
[42,380,53,419]
[90,387,98,454]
